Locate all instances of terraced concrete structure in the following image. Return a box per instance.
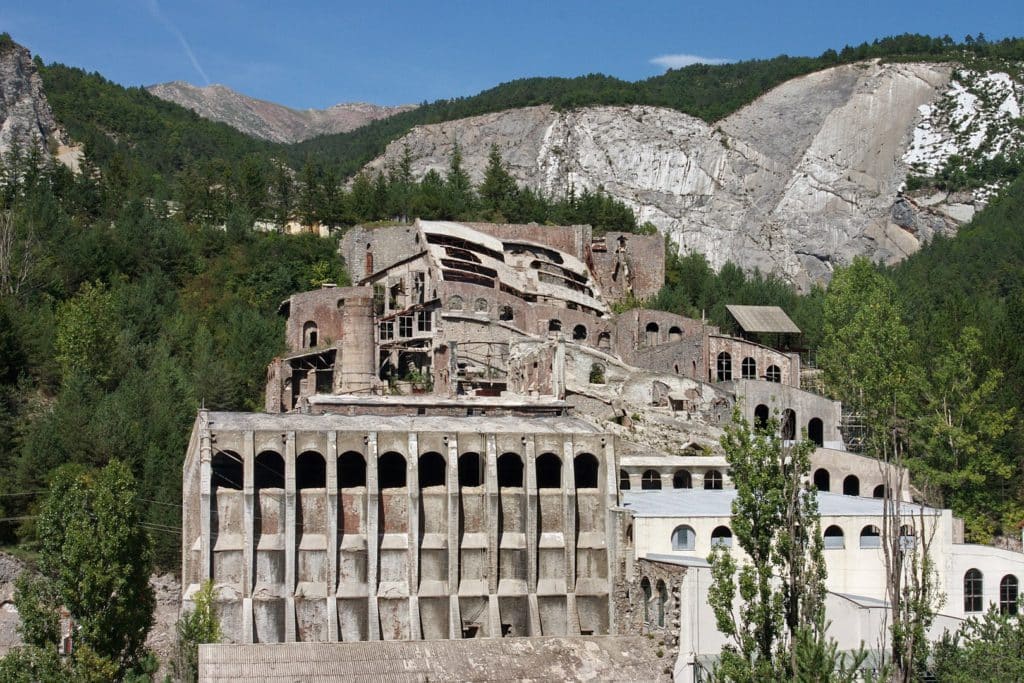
[181,408,619,643]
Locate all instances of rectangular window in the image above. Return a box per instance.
[399,316,413,338]
[379,321,393,340]
[417,310,432,332]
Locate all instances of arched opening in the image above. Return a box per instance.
[843,475,860,496]
[716,352,732,381]
[823,525,845,549]
[418,452,446,489]
[338,451,366,488]
[766,365,781,383]
[808,418,824,447]
[641,577,652,624]
[574,453,599,489]
[303,321,318,348]
[754,404,769,431]
[704,470,723,490]
[474,298,488,313]
[741,357,756,379]
[711,526,733,548]
[588,363,606,384]
[964,569,984,612]
[673,470,692,489]
[781,409,796,441]
[641,470,662,490]
[536,453,562,489]
[458,452,483,487]
[873,485,887,499]
[573,324,588,341]
[597,332,611,350]
[497,452,523,488]
[859,525,881,549]
[296,451,326,489]
[645,322,659,346]
[548,319,562,333]
[498,305,514,321]
[619,469,630,490]
[211,451,243,490]
[669,326,682,341]
[255,451,285,489]
[656,579,668,627]
[671,525,695,551]
[1000,575,1019,615]
[378,451,407,489]
[813,468,830,492]
[448,296,464,311]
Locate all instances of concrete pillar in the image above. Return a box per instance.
[563,438,580,636]
[525,436,541,636]
[446,436,461,639]
[603,438,618,634]
[485,434,500,632]
[242,431,255,644]
[284,432,296,643]
[199,430,212,582]
[407,432,421,640]
[326,431,338,642]
[366,432,380,640]
[552,339,566,399]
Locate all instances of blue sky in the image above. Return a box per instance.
[2,1,1021,108]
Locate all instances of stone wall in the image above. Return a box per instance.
[340,224,421,283]
[590,232,665,303]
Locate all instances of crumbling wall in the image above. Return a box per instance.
[707,335,799,386]
[468,222,591,261]
[590,232,665,303]
[340,224,420,283]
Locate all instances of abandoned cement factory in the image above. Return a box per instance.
[182,220,1024,680]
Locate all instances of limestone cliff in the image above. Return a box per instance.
[148,81,415,143]
[0,39,63,161]
[364,61,1019,288]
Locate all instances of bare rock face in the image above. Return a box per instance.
[364,61,980,288]
[147,81,415,143]
[0,40,62,160]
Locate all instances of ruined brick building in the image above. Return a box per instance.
[183,220,1023,680]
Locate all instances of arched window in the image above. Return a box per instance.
[296,451,326,489]
[859,525,881,549]
[964,569,984,613]
[668,326,682,341]
[548,319,562,333]
[536,453,562,488]
[589,363,606,384]
[823,525,845,549]
[598,332,612,350]
[641,470,661,490]
[843,475,860,496]
[754,404,769,431]
[619,469,630,490]
[671,525,696,551]
[573,324,588,341]
[255,451,285,489]
[899,524,916,550]
[711,526,733,548]
[448,296,464,311]
[704,470,723,490]
[808,418,824,447]
[303,321,318,348]
[418,452,446,489]
[474,298,489,313]
[498,305,514,321]
[656,579,668,627]
[497,453,523,488]
[741,357,756,379]
[781,409,796,441]
[338,451,366,488]
[766,365,781,383]
[673,470,692,489]
[459,452,482,488]
[574,453,599,489]
[641,577,652,624]
[1000,575,1019,615]
[212,451,243,490]
[645,322,659,346]
[813,468,830,492]
[716,352,732,382]
[873,485,887,499]
[379,452,407,489]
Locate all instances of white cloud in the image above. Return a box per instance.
[650,54,731,70]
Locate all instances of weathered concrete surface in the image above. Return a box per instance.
[362,61,963,289]
[199,636,670,681]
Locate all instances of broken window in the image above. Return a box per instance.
[574,453,599,489]
[716,352,732,382]
[641,470,661,490]
[379,321,394,341]
[338,451,366,488]
[413,272,425,304]
[417,310,432,332]
[843,475,860,496]
[808,418,824,446]
[754,404,769,430]
[497,453,523,488]
[418,452,446,489]
[459,453,483,487]
[548,319,562,333]
[766,365,781,383]
[781,409,796,440]
[212,451,243,490]
[399,316,413,338]
[536,453,562,488]
[673,470,691,489]
[598,332,611,350]
[296,451,326,489]
[813,468,830,492]
[448,296,464,311]
[303,321,318,348]
[573,324,588,341]
[373,284,385,315]
[379,452,407,489]
[645,322,659,346]
[619,469,630,490]
[498,305,513,321]
[474,298,489,313]
[741,357,756,379]
[255,451,285,489]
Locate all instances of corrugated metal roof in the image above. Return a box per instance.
[725,305,801,334]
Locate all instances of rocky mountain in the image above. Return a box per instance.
[147,81,415,144]
[363,61,1023,288]
[0,37,64,161]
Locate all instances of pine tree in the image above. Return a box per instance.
[478,144,518,221]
